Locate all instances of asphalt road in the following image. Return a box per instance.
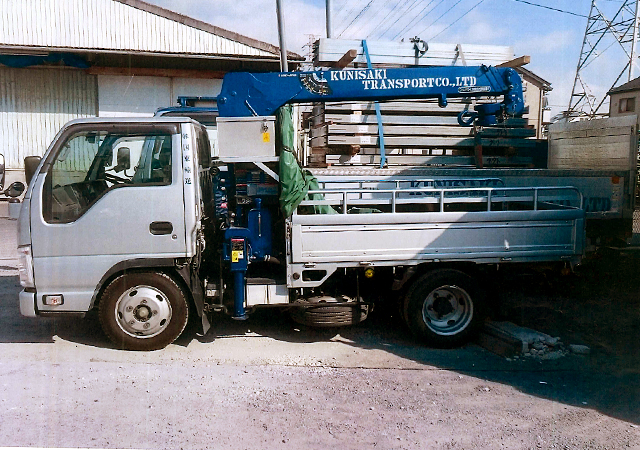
[1,218,639,449]
[0,217,18,270]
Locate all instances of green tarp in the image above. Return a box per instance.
[276,106,335,217]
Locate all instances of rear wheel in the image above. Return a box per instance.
[404,269,484,347]
[99,271,189,351]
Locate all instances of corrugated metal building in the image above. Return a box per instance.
[0,0,299,179]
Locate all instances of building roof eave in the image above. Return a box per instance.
[0,44,302,65]
[516,67,552,91]
[607,75,640,95]
[113,0,304,61]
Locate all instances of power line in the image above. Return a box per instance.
[582,40,618,70]
[366,0,415,39]
[335,0,350,15]
[415,0,465,37]
[337,0,378,38]
[391,0,442,40]
[378,0,423,39]
[358,0,408,38]
[391,0,445,40]
[429,0,487,40]
[510,0,588,18]
[334,0,368,33]
[346,3,385,38]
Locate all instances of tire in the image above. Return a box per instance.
[403,269,484,347]
[290,295,369,328]
[99,272,189,351]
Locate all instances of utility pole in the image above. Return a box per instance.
[275,0,289,72]
[326,0,332,38]
[567,0,640,118]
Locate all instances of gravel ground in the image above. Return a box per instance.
[1,218,639,449]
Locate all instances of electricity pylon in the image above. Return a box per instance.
[567,0,640,118]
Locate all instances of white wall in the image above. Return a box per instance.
[0,66,97,169]
[98,75,171,117]
[171,77,223,101]
[0,69,221,175]
[98,75,222,117]
[609,91,640,128]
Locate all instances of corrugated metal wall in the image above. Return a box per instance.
[0,67,97,169]
[0,0,274,58]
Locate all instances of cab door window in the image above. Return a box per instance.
[44,130,174,224]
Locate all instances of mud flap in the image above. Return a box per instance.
[201,312,211,335]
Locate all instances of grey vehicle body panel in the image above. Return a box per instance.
[313,169,632,219]
[21,118,200,314]
[19,291,36,317]
[286,185,585,288]
[290,212,583,263]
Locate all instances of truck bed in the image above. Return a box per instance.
[310,167,630,219]
[287,182,585,288]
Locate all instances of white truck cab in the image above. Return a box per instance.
[18,117,211,349]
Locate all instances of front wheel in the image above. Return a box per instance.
[403,269,484,347]
[99,271,189,351]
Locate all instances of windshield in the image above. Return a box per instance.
[44,130,174,223]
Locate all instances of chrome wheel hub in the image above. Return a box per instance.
[422,285,473,336]
[114,285,172,338]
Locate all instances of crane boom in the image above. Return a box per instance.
[216,65,524,126]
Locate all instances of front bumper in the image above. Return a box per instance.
[19,290,36,317]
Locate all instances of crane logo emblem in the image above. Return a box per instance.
[299,73,332,96]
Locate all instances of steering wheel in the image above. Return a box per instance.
[104,173,132,184]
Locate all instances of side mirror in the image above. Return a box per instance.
[115,147,131,171]
[4,181,25,198]
[0,153,5,191]
[24,156,42,186]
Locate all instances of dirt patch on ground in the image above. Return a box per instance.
[496,248,640,375]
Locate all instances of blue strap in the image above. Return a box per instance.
[361,40,386,168]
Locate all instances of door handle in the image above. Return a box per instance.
[149,221,173,235]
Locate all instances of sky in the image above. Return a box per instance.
[145,0,633,117]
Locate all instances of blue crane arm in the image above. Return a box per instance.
[216,65,524,126]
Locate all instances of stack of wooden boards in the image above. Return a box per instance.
[548,115,637,171]
[307,98,546,168]
[314,39,515,68]
[307,39,547,168]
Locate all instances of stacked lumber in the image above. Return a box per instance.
[315,39,514,68]
[307,39,545,169]
[548,115,637,171]
[307,98,544,168]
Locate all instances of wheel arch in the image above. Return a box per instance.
[395,261,482,297]
[90,259,200,316]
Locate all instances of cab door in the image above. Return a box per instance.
[30,122,188,313]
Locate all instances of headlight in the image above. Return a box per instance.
[17,245,34,288]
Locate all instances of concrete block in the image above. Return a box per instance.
[478,321,566,359]
[569,344,591,355]
[540,350,565,360]
[478,321,528,357]
[488,321,557,346]
[478,330,523,358]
